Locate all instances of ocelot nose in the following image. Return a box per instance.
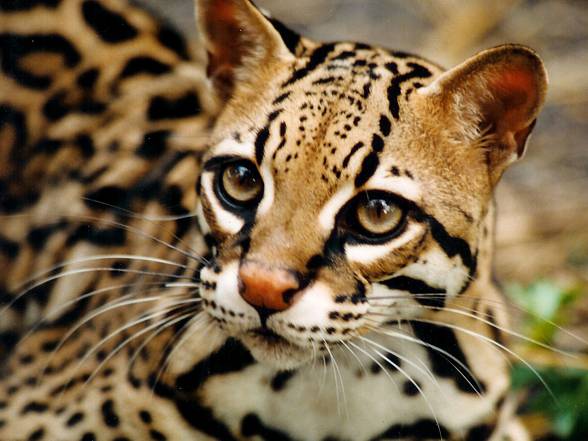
[238,260,300,314]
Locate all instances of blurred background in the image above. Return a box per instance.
[143,1,588,438]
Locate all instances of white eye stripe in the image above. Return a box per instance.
[256,164,274,216]
[210,138,255,159]
[365,170,421,202]
[201,172,244,234]
[345,222,422,264]
[318,183,355,231]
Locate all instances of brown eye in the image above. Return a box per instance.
[219,161,263,207]
[356,197,403,236]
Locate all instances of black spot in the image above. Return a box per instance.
[75,134,95,158]
[0,33,80,89]
[139,409,152,424]
[0,235,20,258]
[159,185,188,216]
[76,68,99,90]
[110,260,128,277]
[101,399,119,427]
[26,222,67,251]
[147,92,201,120]
[379,115,391,136]
[66,224,126,247]
[81,0,138,43]
[66,411,84,427]
[411,321,485,394]
[283,43,337,87]
[0,104,28,163]
[84,186,128,211]
[149,429,167,441]
[0,0,60,10]
[241,413,296,441]
[354,151,379,187]
[270,370,296,391]
[21,401,48,414]
[465,424,494,441]
[403,380,420,396]
[41,340,59,352]
[42,90,69,121]
[120,56,171,79]
[370,419,449,440]
[80,433,96,441]
[27,428,45,441]
[157,25,189,59]
[136,130,170,159]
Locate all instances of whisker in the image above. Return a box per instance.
[324,339,348,417]
[357,333,441,389]
[365,321,484,396]
[2,266,193,320]
[83,306,200,390]
[38,292,182,383]
[367,293,588,348]
[411,318,557,402]
[151,312,212,392]
[14,281,170,350]
[360,339,444,440]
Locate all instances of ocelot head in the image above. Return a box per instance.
[195,0,547,369]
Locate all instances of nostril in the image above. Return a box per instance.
[238,260,300,312]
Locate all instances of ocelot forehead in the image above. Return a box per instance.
[246,43,449,209]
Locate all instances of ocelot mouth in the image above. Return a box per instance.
[250,327,286,343]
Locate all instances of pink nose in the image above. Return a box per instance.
[238,261,299,311]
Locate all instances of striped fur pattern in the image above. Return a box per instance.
[0,0,546,439]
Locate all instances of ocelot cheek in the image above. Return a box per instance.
[345,222,428,280]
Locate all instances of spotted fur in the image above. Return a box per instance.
[0,0,546,440]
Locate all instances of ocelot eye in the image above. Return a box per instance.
[357,198,403,235]
[217,160,263,208]
[340,191,407,242]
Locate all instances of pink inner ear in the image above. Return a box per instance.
[489,67,537,133]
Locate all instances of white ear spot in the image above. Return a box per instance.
[201,172,244,234]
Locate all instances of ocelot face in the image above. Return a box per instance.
[194,0,546,369]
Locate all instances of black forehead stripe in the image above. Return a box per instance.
[379,115,392,137]
[388,62,432,119]
[411,321,486,394]
[342,141,364,168]
[282,43,337,87]
[354,151,379,188]
[379,277,446,308]
[255,125,270,165]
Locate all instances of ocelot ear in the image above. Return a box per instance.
[419,45,547,185]
[196,0,298,102]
